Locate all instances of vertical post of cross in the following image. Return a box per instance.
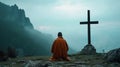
[88,10,91,45]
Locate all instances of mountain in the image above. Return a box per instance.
[0,2,53,56]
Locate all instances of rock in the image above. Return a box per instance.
[74,61,89,65]
[104,48,120,63]
[55,61,65,65]
[92,64,104,67]
[17,60,26,63]
[77,65,90,67]
[65,64,76,67]
[80,44,96,55]
[108,63,120,67]
[24,60,49,67]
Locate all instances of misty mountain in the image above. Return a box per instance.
[0,2,54,56]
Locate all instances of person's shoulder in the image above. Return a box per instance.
[54,38,58,41]
[55,37,60,41]
[61,38,66,42]
[64,39,66,41]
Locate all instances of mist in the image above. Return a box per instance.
[0,2,55,56]
[0,0,120,54]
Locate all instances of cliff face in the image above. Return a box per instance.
[0,2,53,56]
[0,2,33,29]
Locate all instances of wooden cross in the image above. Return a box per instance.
[80,10,99,45]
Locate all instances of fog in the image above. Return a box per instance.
[0,2,54,56]
[1,0,120,53]
[37,22,120,53]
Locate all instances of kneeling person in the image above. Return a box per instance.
[50,32,70,61]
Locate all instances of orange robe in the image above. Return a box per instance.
[51,36,69,61]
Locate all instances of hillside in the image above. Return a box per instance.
[0,2,53,56]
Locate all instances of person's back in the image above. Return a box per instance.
[49,32,70,61]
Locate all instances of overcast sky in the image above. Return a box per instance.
[1,0,120,53]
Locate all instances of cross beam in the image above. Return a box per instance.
[80,10,99,45]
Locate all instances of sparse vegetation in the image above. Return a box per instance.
[0,54,120,67]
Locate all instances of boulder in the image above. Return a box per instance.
[24,60,48,67]
[104,48,120,63]
[108,63,120,67]
[80,44,96,55]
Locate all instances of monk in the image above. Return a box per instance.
[49,32,70,61]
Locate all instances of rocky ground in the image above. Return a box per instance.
[0,53,120,67]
